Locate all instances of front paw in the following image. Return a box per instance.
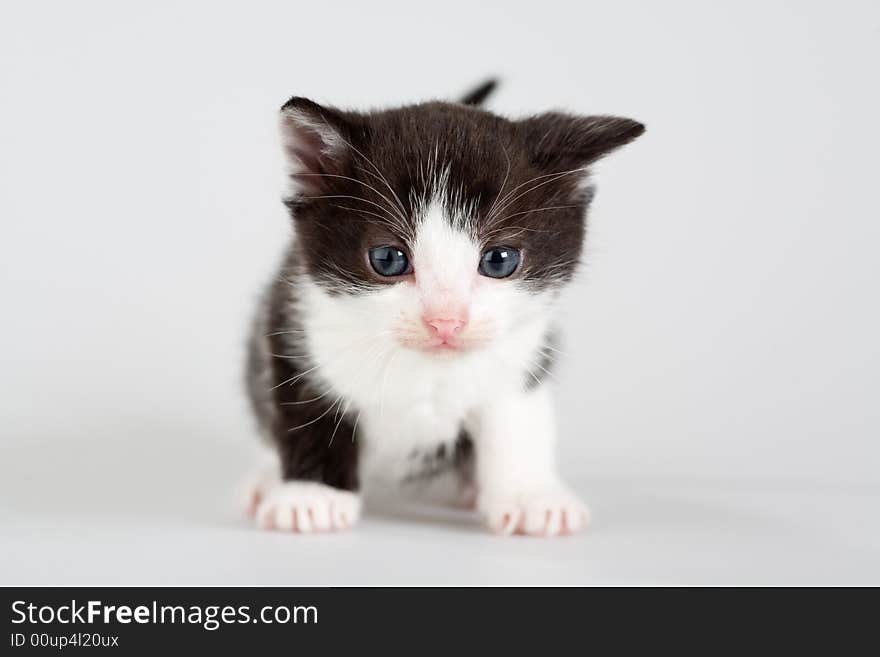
[255,481,361,533]
[478,483,589,537]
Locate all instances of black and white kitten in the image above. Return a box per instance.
[243,80,643,536]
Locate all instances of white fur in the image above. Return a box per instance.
[263,198,587,535]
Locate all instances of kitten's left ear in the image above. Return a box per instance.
[279,97,352,195]
[517,113,645,170]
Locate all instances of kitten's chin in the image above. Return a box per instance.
[421,342,469,356]
[396,337,484,356]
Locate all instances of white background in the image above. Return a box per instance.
[1,0,878,584]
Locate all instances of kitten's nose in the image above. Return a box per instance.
[424,317,467,343]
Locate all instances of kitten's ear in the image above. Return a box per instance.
[279,97,351,195]
[517,113,645,171]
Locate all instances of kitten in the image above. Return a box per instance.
[243,80,643,536]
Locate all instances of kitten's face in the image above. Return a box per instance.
[280,100,642,356]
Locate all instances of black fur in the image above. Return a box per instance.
[403,430,475,486]
[278,97,643,295]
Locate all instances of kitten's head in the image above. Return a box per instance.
[279,92,643,356]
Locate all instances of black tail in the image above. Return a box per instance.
[459,78,499,106]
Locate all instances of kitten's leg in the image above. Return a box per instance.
[245,286,362,534]
[253,376,362,533]
[471,385,589,537]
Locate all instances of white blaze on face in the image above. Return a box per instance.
[411,201,479,333]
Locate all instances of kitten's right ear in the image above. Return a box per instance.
[279,97,350,195]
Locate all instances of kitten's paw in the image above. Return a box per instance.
[478,484,589,537]
[255,481,361,533]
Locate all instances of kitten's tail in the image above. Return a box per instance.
[459,78,499,106]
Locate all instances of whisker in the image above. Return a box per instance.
[524,368,542,388]
[330,204,412,241]
[524,356,556,382]
[296,172,410,229]
[486,168,588,228]
[287,396,344,433]
[485,147,511,221]
[490,167,587,213]
[489,204,579,226]
[279,387,333,406]
[302,194,411,235]
[270,329,391,389]
[350,409,362,443]
[270,363,321,390]
[329,342,389,446]
[540,343,569,357]
[353,163,409,220]
[324,126,410,220]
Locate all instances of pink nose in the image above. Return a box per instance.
[425,317,467,342]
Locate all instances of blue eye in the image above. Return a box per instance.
[369,246,410,277]
[479,246,520,278]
